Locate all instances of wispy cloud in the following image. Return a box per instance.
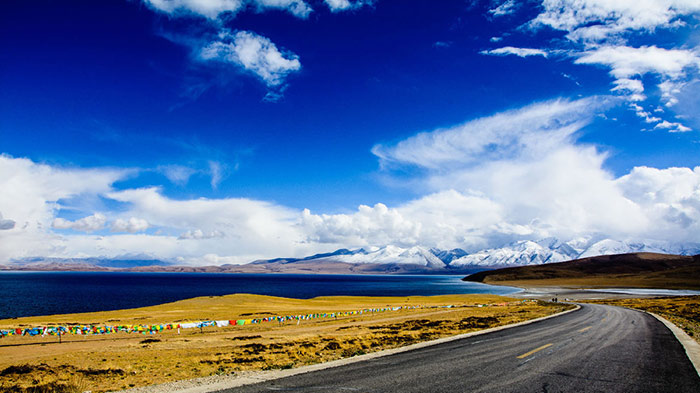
[143,0,312,20]
[158,165,197,186]
[324,0,373,13]
[485,0,700,133]
[208,160,225,189]
[372,97,608,170]
[488,0,517,17]
[480,46,548,58]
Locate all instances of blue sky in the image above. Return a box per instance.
[1,1,700,264]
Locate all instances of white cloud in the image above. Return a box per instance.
[575,46,700,80]
[4,95,700,264]
[654,120,692,132]
[0,155,310,264]
[178,229,226,239]
[658,80,685,107]
[208,160,225,189]
[158,165,197,186]
[324,0,372,12]
[143,0,311,19]
[253,0,312,18]
[611,78,644,94]
[200,30,301,87]
[616,166,700,239]
[489,0,517,17]
[480,46,548,58]
[373,97,611,170]
[105,187,306,257]
[111,218,150,233]
[301,203,422,248]
[531,0,700,44]
[52,213,107,233]
[373,97,663,243]
[491,2,700,131]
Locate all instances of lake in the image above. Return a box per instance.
[0,271,520,319]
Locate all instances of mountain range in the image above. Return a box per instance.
[3,237,699,274]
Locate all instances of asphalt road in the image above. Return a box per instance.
[213,304,700,393]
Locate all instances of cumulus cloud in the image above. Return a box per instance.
[200,30,301,87]
[52,213,107,233]
[111,218,150,233]
[616,166,700,239]
[301,203,422,247]
[480,47,548,58]
[178,229,226,239]
[654,120,692,132]
[143,1,309,97]
[531,0,700,43]
[0,212,15,230]
[372,96,664,244]
[105,187,305,257]
[143,0,311,20]
[575,46,700,80]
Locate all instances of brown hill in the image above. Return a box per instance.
[463,252,700,290]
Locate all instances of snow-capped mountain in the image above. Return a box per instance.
[291,238,700,269]
[329,245,446,268]
[577,239,700,259]
[430,248,469,264]
[449,238,580,267]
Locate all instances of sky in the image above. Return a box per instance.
[1,0,700,264]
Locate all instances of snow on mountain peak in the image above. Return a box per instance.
[294,238,700,269]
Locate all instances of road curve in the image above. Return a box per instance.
[214,304,700,393]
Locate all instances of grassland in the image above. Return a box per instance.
[0,294,571,392]
[585,295,700,344]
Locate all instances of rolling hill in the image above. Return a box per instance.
[462,252,700,290]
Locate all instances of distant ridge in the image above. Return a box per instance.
[463,252,700,290]
[4,239,700,275]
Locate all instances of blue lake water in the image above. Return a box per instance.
[0,272,520,319]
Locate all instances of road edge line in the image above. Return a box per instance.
[646,311,700,378]
[119,304,580,393]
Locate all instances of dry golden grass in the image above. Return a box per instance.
[0,294,572,392]
[585,296,700,343]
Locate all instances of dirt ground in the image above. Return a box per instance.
[0,294,571,392]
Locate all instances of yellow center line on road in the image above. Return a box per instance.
[578,326,592,333]
[516,343,553,359]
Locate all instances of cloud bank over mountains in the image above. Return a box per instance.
[2,94,700,265]
[2,1,699,266]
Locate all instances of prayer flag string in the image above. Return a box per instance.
[0,301,532,340]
